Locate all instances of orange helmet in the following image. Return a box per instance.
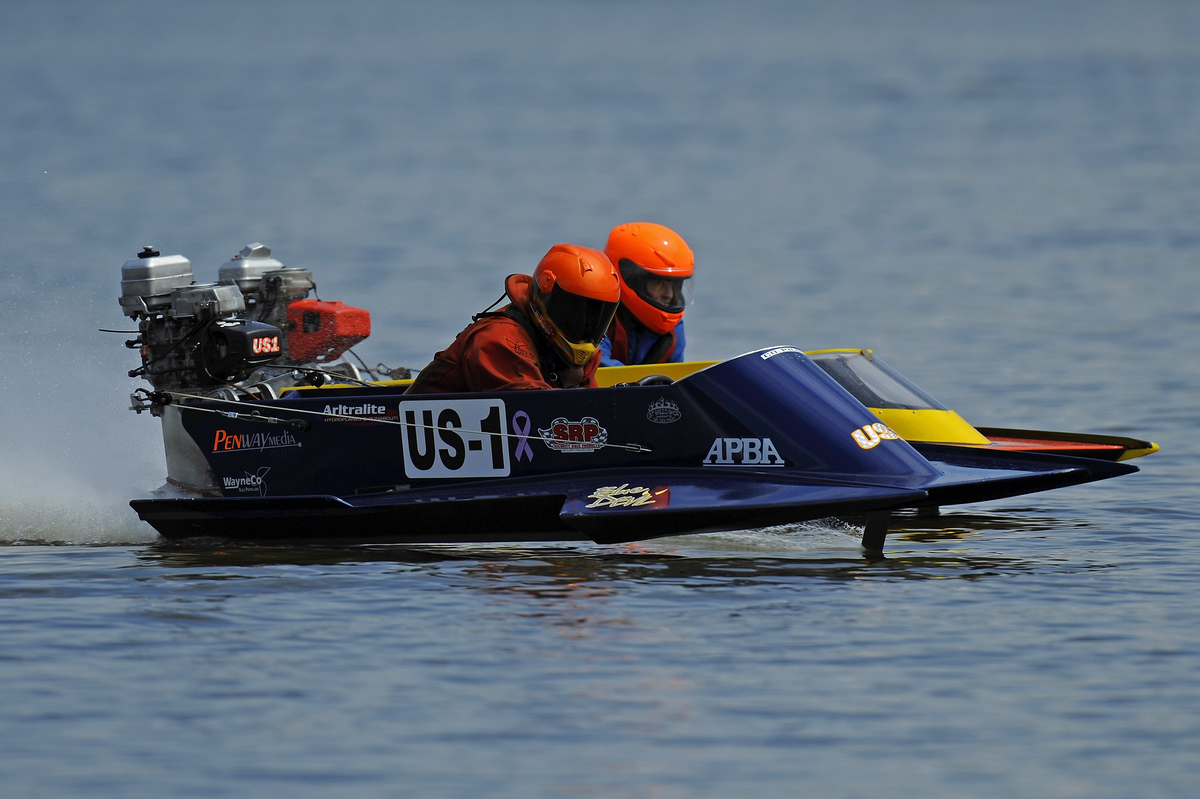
[605,222,694,335]
[528,243,621,367]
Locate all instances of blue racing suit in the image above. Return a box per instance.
[600,314,686,367]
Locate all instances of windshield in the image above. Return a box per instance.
[808,351,948,411]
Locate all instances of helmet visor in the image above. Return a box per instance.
[540,284,619,346]
[618,260,691,313]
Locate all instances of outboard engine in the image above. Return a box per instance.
[120,246,284,391]
[117,242,375,497]
[119,243,371,396]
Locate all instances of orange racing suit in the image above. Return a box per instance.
[406,274,600,394]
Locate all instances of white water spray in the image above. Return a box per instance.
[0,299,164,545]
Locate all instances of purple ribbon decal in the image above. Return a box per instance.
[512,411,534,462]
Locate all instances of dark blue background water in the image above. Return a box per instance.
[2,1,1198,796]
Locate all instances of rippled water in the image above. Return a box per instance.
[2,1,1199,796]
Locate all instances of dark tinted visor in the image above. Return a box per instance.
[541,285,619,345]
[618,259,689,313]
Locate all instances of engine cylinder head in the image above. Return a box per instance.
[217,242,288,293]
[119,251,194,318]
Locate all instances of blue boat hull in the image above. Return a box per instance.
[131,348,1137,550]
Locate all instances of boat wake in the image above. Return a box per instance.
[0,496,157,545]
[641,518,864,555]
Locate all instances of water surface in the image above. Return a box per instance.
[2,1,1198,796]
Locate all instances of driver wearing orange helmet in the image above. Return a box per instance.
[599,222,693,367]
[407,244,621,393]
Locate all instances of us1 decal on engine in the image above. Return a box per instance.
[538,417,608,453]
[251,335,281,355]
[400,399,509,478]
[852,422,901,450]
[702,437,785,466]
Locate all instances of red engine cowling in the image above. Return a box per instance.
[286,299,371,364]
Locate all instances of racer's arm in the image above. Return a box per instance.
[598,334,625,368]
[461,323,554,391]
[578,350,603,388]
[667,321,686,363]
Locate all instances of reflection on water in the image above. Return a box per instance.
[139,534,1049,584]
[888,507,1094,543]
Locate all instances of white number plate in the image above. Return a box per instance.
[399,399,510,478]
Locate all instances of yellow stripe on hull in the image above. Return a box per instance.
[593,361,718,387]
[1118,442,1160,460]
[870,408,992,446]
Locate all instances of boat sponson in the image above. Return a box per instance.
[912,443,1138,506]
[556,470,927,544]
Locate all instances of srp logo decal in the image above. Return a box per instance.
[400,398,509,478]
[539,417,608,453]
[852,422,901,449]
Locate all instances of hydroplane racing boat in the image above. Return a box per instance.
[113,245,1156,553]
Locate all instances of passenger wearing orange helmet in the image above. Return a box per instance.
[407,244,621,393]
[600,222,693,367]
